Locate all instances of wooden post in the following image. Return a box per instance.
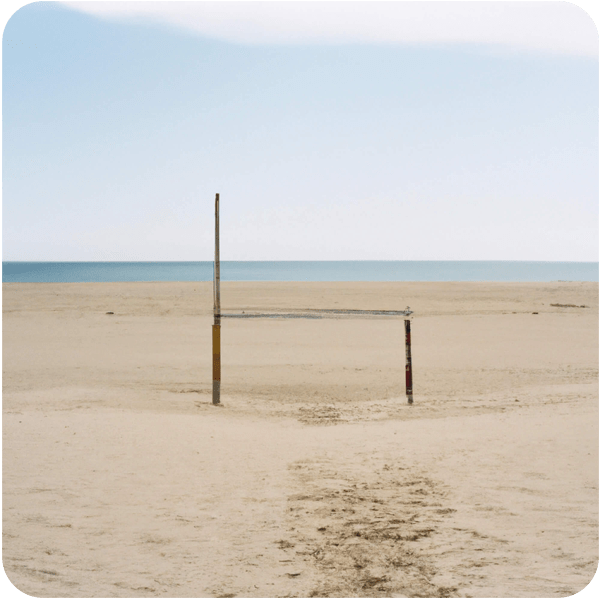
[212,193,221,405]
[404,319,413,404]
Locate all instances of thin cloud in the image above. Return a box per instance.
[64,1,598,57]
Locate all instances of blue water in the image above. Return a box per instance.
[2,261,598,283]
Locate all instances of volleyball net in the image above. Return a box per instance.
[210,194,414,406]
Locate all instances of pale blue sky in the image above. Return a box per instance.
[2,2,598,261]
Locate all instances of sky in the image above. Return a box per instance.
[2,1,598,262]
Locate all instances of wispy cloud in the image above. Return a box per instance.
[64,1,598,57]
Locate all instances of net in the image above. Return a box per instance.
[220,307,413,319]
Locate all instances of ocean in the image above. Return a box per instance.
[2,261,598,283]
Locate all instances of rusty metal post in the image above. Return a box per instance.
[404,319,413,404]
[212,193,221,405]
[212,323,220,404]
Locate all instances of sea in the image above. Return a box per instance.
[2,261,598,283]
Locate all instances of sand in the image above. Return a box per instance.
[2,281,598,598]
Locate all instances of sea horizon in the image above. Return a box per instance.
[2,260,598,283]
[4,259,598,263]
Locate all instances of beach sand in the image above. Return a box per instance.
[2,281,598,597]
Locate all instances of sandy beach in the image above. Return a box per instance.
[2,281,598,598]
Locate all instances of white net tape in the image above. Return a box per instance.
[221,307,413,319]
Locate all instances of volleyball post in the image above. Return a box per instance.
[404,318,414,404]
[212,193,221,405]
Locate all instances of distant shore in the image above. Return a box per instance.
[3,281,598,597]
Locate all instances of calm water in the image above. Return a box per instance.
[2,261,598,283]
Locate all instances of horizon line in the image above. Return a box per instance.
[3,260,598,264]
